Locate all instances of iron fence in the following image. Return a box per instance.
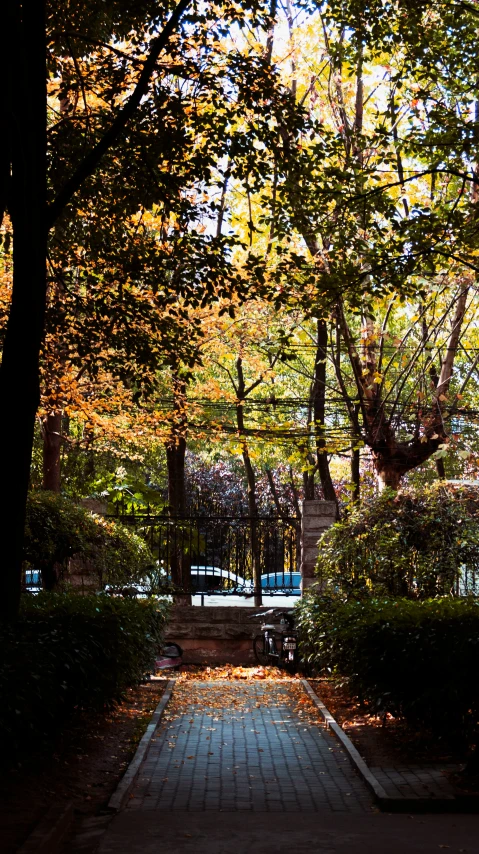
[114,514,300,597]
[455,566,479,596]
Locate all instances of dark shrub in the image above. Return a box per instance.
[24,492,155,590]
[0,593,169,757]
[296,594,479,745]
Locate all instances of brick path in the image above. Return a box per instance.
[127,680,372,813]
[371,765,457,800]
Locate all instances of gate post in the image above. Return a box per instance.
[300,500,336,594]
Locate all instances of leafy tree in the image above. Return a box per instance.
[1,0,293,616]
[255,0,479,493]
[2,0,192,616]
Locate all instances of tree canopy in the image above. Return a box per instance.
[2,0,479,611]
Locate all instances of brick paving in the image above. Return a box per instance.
[127,680,373,813]
[370,765,457,800]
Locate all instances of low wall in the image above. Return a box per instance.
[164,605,292,666]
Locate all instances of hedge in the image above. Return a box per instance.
[0,593,170,758]
[296,594,479,746]
[24,492,156,590]
[316,483,479,598]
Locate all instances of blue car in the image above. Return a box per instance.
[24,569,42,593]
[260,572,301,595]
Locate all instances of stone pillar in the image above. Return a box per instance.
[300,500,336,594]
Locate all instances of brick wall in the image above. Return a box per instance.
[164,605,292,666]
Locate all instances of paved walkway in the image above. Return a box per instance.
[75,678,479,853]
[372,763,458,800]
[126,680,372,814]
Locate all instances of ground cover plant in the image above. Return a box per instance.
[0,680,167,854]
[0,593,169,758]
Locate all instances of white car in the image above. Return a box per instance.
[190,565,247,593]
[190,567,301,608]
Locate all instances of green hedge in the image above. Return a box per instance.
[296,594,479,745]
[0,593,169,757]
[316,483,479,598]
[24,492,156,590]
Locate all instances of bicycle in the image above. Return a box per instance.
[249,609,298,672]
[155,642,183,672]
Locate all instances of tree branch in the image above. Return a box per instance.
[266,468,289,521]
[47,0,191,229]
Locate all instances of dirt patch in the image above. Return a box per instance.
[0,679,167,854]
[311,677,464,769]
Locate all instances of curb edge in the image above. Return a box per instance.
[301,678,389,803]
[301,679,461,813]
[108,677,176,813]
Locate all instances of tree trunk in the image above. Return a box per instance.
[376,464,402,492]
[0,0,47,620]
[350,403,361,503]
[42,411,62,492]
[351,446,360,503]
[167,435,191,605]
[266,469,289,521]
[243,448,263,607]
[166,373,190,605]
[288,466,302,520]
[436,457,446,480]
[41,560,63,591]
[167,436,187,517]
[241,431,262,607]
[235,357,262,606]
[303,469,315,500]
[312,319,340,518]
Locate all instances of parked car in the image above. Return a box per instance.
[261,571,301,595]
[190,566,247,593]
[104,566,301,604]
[103,566,246,598]
[24,569,42,594]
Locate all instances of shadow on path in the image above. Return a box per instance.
[78,679,479,853]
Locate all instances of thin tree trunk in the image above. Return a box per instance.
[351,447,360,503]
[265,0,277,65]
[42,411,62,492]
[266,469,289,521]
[303,469,315,500]
[167,436,187,516]
[241,438,261,606]
[288,466,302,520]
[350,403,360,503]
[166,374,190,604]
[235,357,262,606]
[436,458,446,479]
[312,319,340,517]
[0,0,47,619]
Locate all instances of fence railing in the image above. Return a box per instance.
[113,514,300,596]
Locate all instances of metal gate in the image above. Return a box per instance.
[117,514,300,599]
